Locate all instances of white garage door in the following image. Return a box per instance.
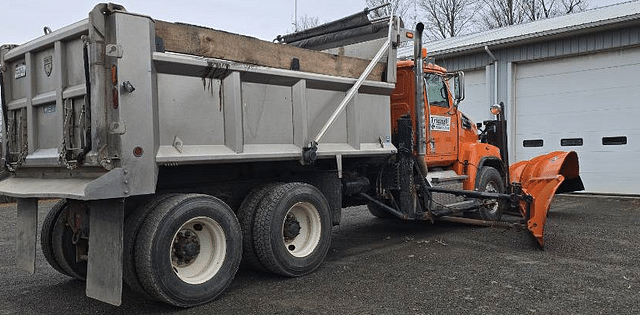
[514,47,640,194]
[458,68,489,126]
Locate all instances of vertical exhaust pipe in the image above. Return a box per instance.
[413,23,429,177]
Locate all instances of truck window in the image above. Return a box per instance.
[425,73,450,108]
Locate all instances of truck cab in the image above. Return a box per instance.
[391,60,504,200]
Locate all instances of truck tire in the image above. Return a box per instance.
[475,167,505,221]
[41,199,73,278]
[123,193,178,298]
[134,194,242,307]
[253,182,332,277]
[237,183,281,271]
[366,202,394,219]
[50,201,87,280]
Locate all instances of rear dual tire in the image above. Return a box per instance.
[133,194,242,307]
[123,193,178,298]
[41,199,87,280]
[237,183,281,271]
[251,183,332,277]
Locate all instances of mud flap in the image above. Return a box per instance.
[16,198,38,273]
[510,151,584,247]
[86,199,124,306]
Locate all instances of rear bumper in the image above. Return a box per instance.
[0,168,130,200]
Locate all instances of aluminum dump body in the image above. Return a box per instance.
[0,4,399,200]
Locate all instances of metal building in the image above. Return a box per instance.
[402,1,640,194]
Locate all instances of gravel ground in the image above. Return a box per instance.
[0,194,639,314]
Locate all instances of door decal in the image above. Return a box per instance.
[430,115,451,131]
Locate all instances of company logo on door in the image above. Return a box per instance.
[430,115,451,131]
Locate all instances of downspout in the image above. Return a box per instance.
[484,46,510,184]
[414,23,429,177]
[484,45,498,105]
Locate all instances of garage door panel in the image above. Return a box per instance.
[516,64,640,98]
[516,106,640,134]
[516,143,640,195]
[572,148,640,195]
[516,84,640,114]
[458,69,488,125]
[518,129,637,154]
[516,48,640,80]
[580,171,638,194]
[514,47,640,194]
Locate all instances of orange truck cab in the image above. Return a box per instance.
[392,60,503,192]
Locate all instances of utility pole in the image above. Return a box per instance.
[294,0,298,31]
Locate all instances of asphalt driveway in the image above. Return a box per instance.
[0,194,638,314]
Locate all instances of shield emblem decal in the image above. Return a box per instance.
[44,55,53,77]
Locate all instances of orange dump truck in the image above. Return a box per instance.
[0,4,582,307]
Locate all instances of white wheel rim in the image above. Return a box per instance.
[282,202,322,258]
[170,216,226,284]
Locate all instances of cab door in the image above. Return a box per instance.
[424,73,458,166]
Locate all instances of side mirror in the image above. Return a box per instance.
[490,101,505,122]
[453,71,465,104]
[490,103,502,116]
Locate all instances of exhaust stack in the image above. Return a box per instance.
[413,23,428,176]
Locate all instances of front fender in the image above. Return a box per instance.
[457,142,502,190]
[509,151,584,246]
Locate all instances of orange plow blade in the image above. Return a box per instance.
[509,151,584,246]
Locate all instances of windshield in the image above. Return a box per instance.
[425,73,450,108]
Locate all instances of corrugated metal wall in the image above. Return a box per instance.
[435,25,640,66]
[432,24,640,102]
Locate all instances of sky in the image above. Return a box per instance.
[0,1,366,45]
[0,0,629,46]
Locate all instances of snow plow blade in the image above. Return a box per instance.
[509,151,584,247]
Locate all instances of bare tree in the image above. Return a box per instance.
[485,0,588,29]
[287,14,321,33]
[523,0,557,20]
[523,0,587,21]
[295,14,320,31]
[366,0,415,27]
[539,0,558,18]
[561,0,587,14]
[480,0,529,29]
[419,0,480,39]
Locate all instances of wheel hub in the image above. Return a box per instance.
[173,230,201,265]
[484,182,500,213]
[283,213,301,241]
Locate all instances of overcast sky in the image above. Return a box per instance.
[0,1,367,45]
[0,0,629,45]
